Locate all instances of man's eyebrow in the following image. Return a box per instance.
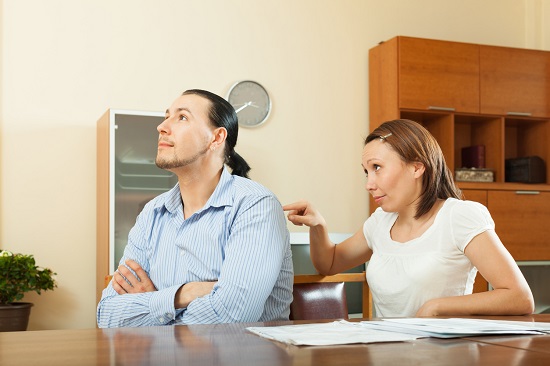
[176,107,192,115]
[165,107,193,116]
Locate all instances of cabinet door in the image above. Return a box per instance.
[398,37,479,113]
[461,189,488,206]
[96,110,171,303]
[488,190,550,260]
[480,46,550,118]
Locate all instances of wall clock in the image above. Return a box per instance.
[227,80,271,128]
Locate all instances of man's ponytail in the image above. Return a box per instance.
[182,89,252,179]
[227,150,251,178]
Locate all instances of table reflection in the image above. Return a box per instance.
[104,323,292,366]
[272,335,543,366]
[2,317,550,365]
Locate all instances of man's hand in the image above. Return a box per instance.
[113,259,157,295]
[175,281,217,309]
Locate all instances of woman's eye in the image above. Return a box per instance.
[363,164,380,178]
[178,115,187,121]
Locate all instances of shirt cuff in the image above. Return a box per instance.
[148,284,182,324]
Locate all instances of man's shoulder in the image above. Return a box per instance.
[228,175,282,210]
[231,175,276,198]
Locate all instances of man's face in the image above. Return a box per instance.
[156,94,215,171]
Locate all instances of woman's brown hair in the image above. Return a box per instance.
[365,119,461,219]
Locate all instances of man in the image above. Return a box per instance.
[97,89,293,328]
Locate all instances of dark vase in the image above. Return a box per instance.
[0,302,33,332]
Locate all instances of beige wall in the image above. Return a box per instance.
[0,0,548,330]
[544,0,550,49]
[0,0,3,235]
[525,0,547,49]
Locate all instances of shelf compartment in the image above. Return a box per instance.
[400,110,454,170]
[454,115,504,182]
[504,117,550,183]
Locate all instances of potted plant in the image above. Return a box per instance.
[0,250,57,331]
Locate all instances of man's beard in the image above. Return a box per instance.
[155,146,210,170]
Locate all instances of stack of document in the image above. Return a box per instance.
[246,318,550,346]
[362,318,550,339]
[247,321,420,346]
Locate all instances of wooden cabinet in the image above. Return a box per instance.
[480,46,550,118]
[461,189,487,207]
[96,109,172,303]
[487,190,550,260]
[369,37,479,125]
[369,36,550,263]
[398,37,480,113]
[462,186,550,261]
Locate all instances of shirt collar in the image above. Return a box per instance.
[162,166,234,215]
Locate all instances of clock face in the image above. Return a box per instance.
[227,80,271,128]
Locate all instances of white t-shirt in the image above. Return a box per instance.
[363,198,494,317]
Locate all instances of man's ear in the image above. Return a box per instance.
[210,127,227,151]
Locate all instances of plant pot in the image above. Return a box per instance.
[0,302,33,332]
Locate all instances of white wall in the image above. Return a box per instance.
[0,0,548,330]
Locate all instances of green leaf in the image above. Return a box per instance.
[0,250,57,304]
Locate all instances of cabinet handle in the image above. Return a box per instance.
[428,106,455,112]
[507,112,532,117]
[515,190,540,195]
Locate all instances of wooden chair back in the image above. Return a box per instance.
[291,272,371,320]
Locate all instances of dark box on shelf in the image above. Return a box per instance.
[461,145,485,169]
[505,156,546,184]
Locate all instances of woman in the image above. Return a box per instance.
[284,119,534,317]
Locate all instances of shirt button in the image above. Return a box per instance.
[158,317,164,322]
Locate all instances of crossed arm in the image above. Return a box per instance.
[113,259,216,309]
[97,196,289,328]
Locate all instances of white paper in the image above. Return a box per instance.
[246,320,421,346]
[359,318,546,338]
[247,318,548,346]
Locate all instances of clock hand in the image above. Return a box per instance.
[234,101,253,113]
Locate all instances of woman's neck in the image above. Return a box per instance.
[391,199,445,242]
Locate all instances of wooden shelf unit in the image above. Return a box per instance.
[369,36,550,265]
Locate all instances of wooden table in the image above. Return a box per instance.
[2,315,550,365]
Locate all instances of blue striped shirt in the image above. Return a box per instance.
[97,167,293,328]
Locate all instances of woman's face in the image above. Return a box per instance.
[362,139,423,213]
